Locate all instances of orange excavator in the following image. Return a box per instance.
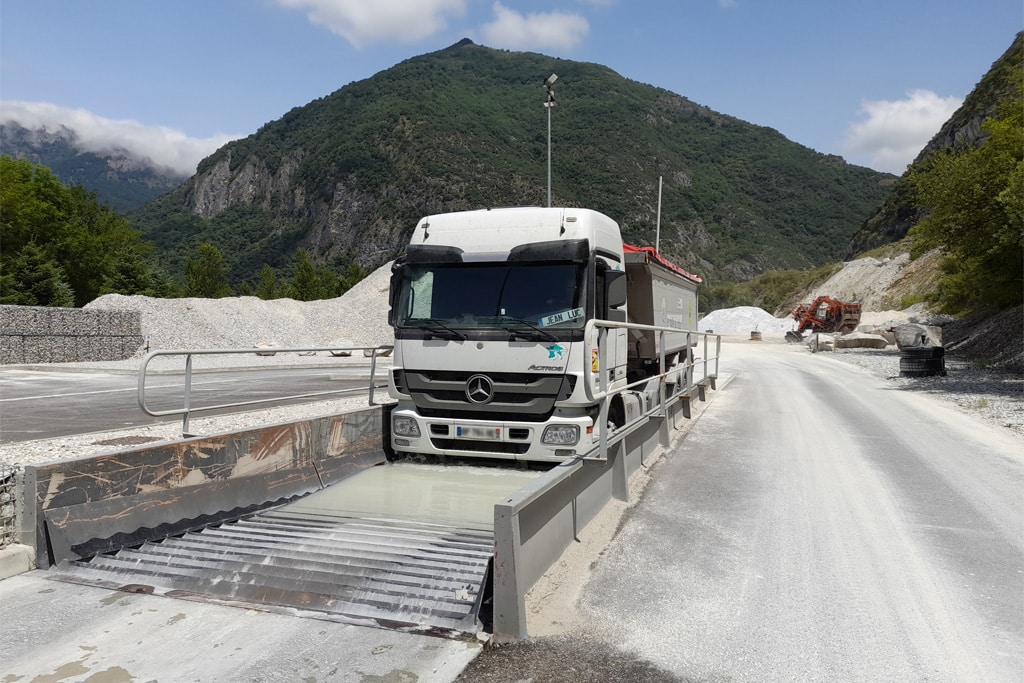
[786,296,862,342]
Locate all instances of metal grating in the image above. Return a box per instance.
[47,506,494,638]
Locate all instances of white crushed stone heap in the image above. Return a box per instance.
[698,306,796,337]
[86,261,396,354]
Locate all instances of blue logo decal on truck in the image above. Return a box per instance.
[546,344,564,359]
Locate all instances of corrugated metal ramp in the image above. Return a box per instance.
[47,463,541,639]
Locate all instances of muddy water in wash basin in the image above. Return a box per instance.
[288,462,543,528]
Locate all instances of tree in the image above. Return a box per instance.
[287,249,325,301]
[0,241,75,306]
[255,264,282,299]
[183,243,232,298]
[909,78,1024,313]
[339,262,366,294]
[0,156,159,306]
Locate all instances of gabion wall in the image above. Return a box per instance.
[0,464,16,548]
[0,305,143,364]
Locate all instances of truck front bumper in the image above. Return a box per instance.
[390,408,593,463]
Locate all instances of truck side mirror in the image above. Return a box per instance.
[605,270,627,309]
[387,261,404,326]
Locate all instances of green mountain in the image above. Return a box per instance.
[847,31,1023,256]
[0,123,188,213]
[133,39,893,286]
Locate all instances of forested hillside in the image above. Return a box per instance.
[133,39,893,286]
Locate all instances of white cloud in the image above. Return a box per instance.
[275,0,466,47]
[0,101,239,176]
[480,2,589,51]
[841,89,962,174]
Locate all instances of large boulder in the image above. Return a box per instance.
[894,323,942,349]
[835,332,891,349]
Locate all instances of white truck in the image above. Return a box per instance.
[385,206,701,462]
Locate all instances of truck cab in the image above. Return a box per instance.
[386,207,698,463]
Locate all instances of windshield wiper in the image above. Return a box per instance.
[408,319,466,340]
[490,316,557,342]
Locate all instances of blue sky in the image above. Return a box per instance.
[1,1,1020,176]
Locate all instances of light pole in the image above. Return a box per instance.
[544,73,557,208]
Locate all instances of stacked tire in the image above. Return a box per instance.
[899,346,946,377]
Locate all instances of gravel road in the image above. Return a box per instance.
[458,341,1024,683]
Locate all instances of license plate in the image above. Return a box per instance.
[456,425,501,440]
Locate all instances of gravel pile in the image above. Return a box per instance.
[79,261,396,371]
[698,306,796,338]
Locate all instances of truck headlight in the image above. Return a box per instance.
[542,425,579,446]
[392,415,421,437]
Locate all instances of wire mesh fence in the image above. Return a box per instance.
[1,464,18,548]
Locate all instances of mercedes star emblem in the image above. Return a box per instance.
[465,374,494,404]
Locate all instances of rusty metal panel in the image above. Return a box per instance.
[29,408,387,567]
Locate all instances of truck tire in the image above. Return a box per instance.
[899,352,946,377]
[901,346,945,360]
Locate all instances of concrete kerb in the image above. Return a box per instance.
[0,543,34,580]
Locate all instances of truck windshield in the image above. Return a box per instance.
[396,263,586,330]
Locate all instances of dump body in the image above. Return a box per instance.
[623,245,700,381]
[386,207,699,462]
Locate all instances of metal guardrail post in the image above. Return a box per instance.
[182,354,194,436]
[368,346,386,405]
[492,501,528,641]
[597,326,609,460]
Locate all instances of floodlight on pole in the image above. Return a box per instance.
[543,74,557,207]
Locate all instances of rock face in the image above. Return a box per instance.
[191,153,307,217]
[186,150,406,266]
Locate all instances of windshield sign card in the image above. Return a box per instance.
[538,307,583,327]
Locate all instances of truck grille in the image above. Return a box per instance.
[395,370,575,420]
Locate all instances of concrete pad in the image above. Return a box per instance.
[0,571,481,682]
[0,543,33,580]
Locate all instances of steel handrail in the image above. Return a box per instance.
[581,319,721,460]
[137,345,394,436]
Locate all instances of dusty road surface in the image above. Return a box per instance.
[3,341,1020,682]
[461,342,1023,682]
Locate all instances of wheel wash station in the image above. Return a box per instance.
[11,207,721,643]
